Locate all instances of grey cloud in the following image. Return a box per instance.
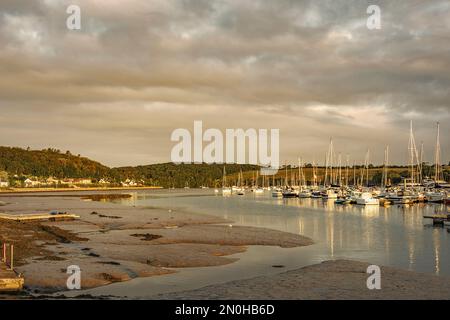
[0,0,449,166]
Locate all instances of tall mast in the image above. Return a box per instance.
[382,145,389,188]
[435,122,442,182]
[338,153,342,186]
[329,138,334,185]
[285,161,288,187]
[313,159,317,187]
[408,120,420,186]
[408,121,414,185]
[291,164,295,186]
[223,166,227,187]
[345,154,349,187]
[365,149,370,187]
[419,141,424,184]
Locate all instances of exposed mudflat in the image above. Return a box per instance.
[153,260,450,300]
[0,192,313,294]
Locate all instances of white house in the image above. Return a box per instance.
[121,179,138,187]
[99,178,110,185]
[24,178,40,187]
[0,180,9,188]
[46,177,60,185]
[74,178,92,185]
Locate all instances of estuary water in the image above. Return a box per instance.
[75,189,450,298]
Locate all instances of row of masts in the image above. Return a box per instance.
[406,120,444,185]
[323,138,373,188]
[221,121,445,189]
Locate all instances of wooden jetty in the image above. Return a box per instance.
[0,213,80,222]
[0,262,24,292]
[423,213,450,226]
[0,244,24,292]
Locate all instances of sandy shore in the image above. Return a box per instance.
[153,260,450,300]
[0,187,163,194]
[0,192,313,294]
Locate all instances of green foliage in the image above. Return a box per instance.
[111,163,259,188]
[0,171,8,180]
[0,146,110,179]
[0,146,259,187]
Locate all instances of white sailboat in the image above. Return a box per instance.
[356,192,379,205]
[322,189,338,199]
[222,166,232,196]
[235,169,245,195]
[253,171,264,194]
[272,187,283,197]
[298,158,311,198]
[425,191,445,203]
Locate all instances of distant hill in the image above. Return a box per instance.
[0,146,110,179]
[1,146,447,187]
[111,163,260,188]
[0,146,260,187]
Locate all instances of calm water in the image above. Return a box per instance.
[69,189,450,298]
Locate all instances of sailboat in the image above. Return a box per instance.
[282,163,298,198]
[356,192,380,205]
[421,126,446,201]
[222,166,232,196]
[321,189,338,199]
[236,169,245,195]
[253,171,264,194]
[298,158,311,198]
[272,187,283,197]
[433,122,448,187]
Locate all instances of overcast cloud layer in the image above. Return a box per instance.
[0,0,449,167]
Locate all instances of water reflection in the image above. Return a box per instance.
[113,190,450,277]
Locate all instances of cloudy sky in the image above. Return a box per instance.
[0,0,449,167]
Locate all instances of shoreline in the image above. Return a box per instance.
[0,186,163,195]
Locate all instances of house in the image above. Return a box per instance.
[59,178,92,187]
[74,178,92,185]
[46,177,60,185]
[121,179,137,187]
[60,179,74,185]
[0,180,9,188]
[24,178,40,188]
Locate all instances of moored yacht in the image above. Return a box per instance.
[335,197,351,205]
[221,166,232,196]
[253,188,264,194]
[272,188,283,198]
[311,191,322,198]
[298,190,312,198]
[356,192,379,205]
[282,188,298,198]
[322,189,338,199]
[222,187,232,195]
[386,190,415,204]
[425,191,445,203]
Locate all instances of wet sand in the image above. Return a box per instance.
[154,260,450,300]
[0,192,313,294]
